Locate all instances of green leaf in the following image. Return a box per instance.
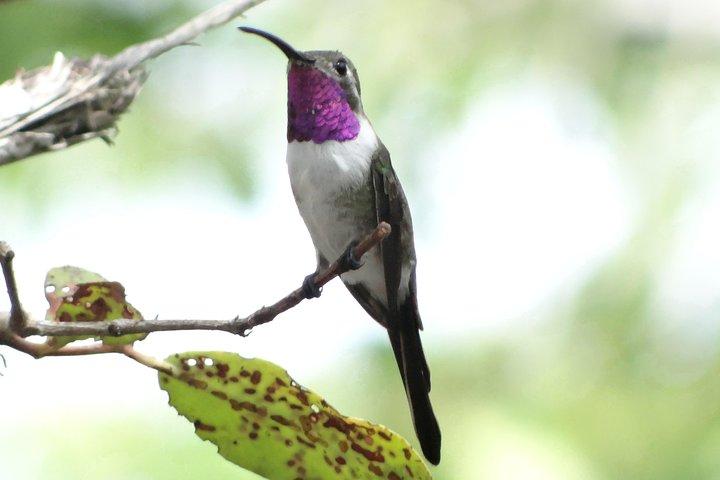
[44,266,146,348]
[45,265,107,294]
[159,352,432,480]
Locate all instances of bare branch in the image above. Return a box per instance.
[238,221,393,333]
[1,332,176,374]
[0,242,27,332]
[3,222,391,342]
[0,0,267,166]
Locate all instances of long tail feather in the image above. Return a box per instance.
[387,299,441,465]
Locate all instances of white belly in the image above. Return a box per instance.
[286,117,389,301]
[286,117,377,259]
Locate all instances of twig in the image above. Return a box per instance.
[0,0,268,166]
[239,221,392,333]
[1,332,176,374]
[0,242,26,332]
[120,345,178,375]
[107,0,268,73]
[4,222,391,340]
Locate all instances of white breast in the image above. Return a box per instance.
[286,117,378,262]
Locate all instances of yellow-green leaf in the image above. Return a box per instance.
[159,352,432,480]
[45,266,107,294]
[44,266,146,347]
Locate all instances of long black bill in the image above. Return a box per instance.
[238,27,315,64]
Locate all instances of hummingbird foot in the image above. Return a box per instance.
[301,274,323,299]
[339,241,363,271]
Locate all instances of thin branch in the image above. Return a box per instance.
[0,242,26,332]
[107,0,268,72]
[0,0,267,166]
[120,344,178,375]
[1,332,176,374]
[239,221,393,332]
[5,222,391,340]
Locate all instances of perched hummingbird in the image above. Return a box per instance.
[239,27,441,465]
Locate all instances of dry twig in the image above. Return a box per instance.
[0,0,267,166]
[0,241,26,332]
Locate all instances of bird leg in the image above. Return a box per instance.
[339,241,363,271]
[301,273,323,299]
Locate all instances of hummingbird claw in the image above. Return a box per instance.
[340,241,362,271]
[302,273,322,299]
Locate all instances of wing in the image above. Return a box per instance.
[366,142,441,464]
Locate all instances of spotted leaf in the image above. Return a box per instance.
[159,352,432,480]
[45,265,107,314]
[44,266,146,348]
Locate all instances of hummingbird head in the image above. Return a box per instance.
[239,27,363,144]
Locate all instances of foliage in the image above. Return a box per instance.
[160,352,431,480]
[44,266,146,348]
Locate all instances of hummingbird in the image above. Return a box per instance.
[239,27,441,465]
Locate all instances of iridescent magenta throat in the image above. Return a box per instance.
[287,65,360,143]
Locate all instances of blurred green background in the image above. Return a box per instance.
[2,0,720,478]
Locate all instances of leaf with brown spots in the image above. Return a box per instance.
[159,352,432,480]
[44,266,146,348]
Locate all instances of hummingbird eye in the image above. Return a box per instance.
[334,59,348,76]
